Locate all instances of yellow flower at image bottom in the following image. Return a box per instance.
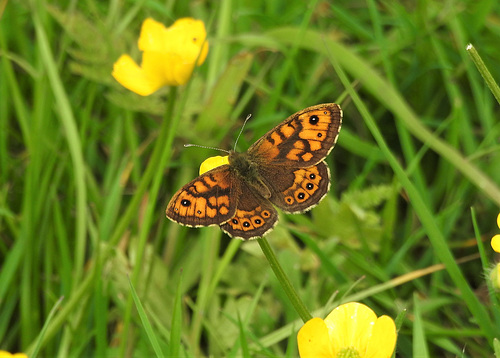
[298,302,397,358]
[0,351,28,358]
[112,17,209,95]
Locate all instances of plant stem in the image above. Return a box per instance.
[466,43,500,105]
[257,237,312,323]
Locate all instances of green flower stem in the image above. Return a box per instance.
[119,86,180,357]
[257,237,312,323]
[109,86,178,247]
[466,43,500,105]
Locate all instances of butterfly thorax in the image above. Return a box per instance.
[229,151,272,199]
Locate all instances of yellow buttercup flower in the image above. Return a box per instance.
[491,213,500,253]
[0,351,28,358]
[112,17,209,96]
[298,302,397,358]
[199,155,229,175]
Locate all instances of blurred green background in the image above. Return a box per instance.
[1,0,500,356]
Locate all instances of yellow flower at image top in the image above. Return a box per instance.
[112,17,209,96]
[298,302,397,358]
[491,213,500,253]
[0,351,28,358]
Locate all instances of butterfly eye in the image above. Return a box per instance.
[309,115,319,124]
[181,199,191,206]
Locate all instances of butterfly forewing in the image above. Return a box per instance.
[166,166,237,227]
[248,103,342,167]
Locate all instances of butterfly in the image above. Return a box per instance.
[166,103,342,240]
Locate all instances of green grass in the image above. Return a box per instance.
[1,0,500,356]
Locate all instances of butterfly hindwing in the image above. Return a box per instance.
[258,161,331,213]
[220,180,278,240]
[166,166,237,227]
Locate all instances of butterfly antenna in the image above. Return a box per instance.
[234,114,252,151]
[184,143,230,154]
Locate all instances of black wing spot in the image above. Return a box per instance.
[181,199,191,207]
[309,115,319,124]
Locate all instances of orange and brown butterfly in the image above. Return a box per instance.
[166,103,342,240]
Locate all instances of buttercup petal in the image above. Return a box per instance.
[365,315,397,358]
[297,302,397,358]
[197,41,209,65]
[0,352,28,358]
[112,54,164,96]
[492,235,500,253]
[297,317,334,358]
[199,156,230,175]
[140,51,183,87]
[325,302,377,355]
[138,18,169,52]
[497,213,500,229]
[165,18,208,60]
[113,17,208,94]
[171,59,198,86]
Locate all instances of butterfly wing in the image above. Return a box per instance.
[258,161,331,213]
[248,103,342,167]
[220,180,278,240]
[166,165,237,227]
